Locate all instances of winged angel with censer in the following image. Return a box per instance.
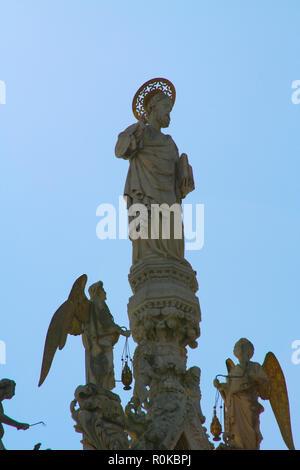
[212,338,295,450]
[38,275,130,390]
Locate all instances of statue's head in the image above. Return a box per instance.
[88,281,106,300]
[132,78,176,125]
[233,338,254,362]
[0,378,16,400]
[145,92,173,128]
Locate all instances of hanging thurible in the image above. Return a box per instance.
[121,330,133,390]
[210,406,222,441]
[121,361,133,390]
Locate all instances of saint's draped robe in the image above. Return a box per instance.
[115,124,189,266]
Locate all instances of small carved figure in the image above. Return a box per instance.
[70,383,129,450]
[184,367,206,425]
[38,275,130,390]
[0,379,29,450]
[213,338,295,450]
[132,343,157,409]
[124,396,147,442]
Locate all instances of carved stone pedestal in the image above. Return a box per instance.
[128,258,201,348]
[71,384,129,450]
[126,258,212,450]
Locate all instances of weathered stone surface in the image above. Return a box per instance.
[125,256,210,449]
[71,384,129,450]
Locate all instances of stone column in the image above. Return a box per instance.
[126,257,212,450]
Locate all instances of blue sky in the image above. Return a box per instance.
[0,0,299,450]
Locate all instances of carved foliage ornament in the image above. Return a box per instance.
[132,78,176,122]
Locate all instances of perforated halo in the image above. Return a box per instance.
[132,78,176,122]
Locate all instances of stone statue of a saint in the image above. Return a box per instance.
[114,79,209,450]
[115,78,194,266]
[0,379,29,450]
[213,338,295,450]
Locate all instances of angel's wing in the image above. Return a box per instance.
[225,358,235,374]
[262,352,295,450]
[38,274,90,387]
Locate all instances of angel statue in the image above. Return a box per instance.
[0,379,29,450]
[213,338,295,450]
[38,275,130,390]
